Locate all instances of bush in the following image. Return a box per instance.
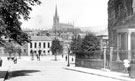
[71,34,100,59]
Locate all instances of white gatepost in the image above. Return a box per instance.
[109,47,113,70]
[103,47,107,68]
[128,32,131,62]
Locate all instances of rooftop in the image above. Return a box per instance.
[31,36,52,41]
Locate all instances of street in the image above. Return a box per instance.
[5,55,121,81]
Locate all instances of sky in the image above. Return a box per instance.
[21,0,109,32]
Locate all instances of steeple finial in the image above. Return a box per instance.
[53,5,59,25]
[55,5,58,17]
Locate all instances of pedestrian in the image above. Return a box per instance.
[123,59,130,73]
[13,56,17,64]
[65,56,67,61]
[30,49,34,60]
[38,50,42,61]
[35,51,39,61]
[18,53,21,59]
[36,51,40,61]
[18,48,22,59]
[62,54,63,58]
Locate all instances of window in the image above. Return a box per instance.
[48,42,50,48]
[34,43,36,48]
[30,43,32,48]
[44,42,46,48]
[39,42,41,48]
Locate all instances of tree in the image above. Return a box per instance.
[70,34,100,59]
[46,32,50,37]
[4,42,17,57]
[81,34,100,58]
[70,35,82,54]
[51,38,63,61]
[17,47,22,59]
[0,0,41,46]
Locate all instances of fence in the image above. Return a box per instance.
[75,47,135,71]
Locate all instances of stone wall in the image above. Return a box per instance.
[111,61,124,72]
[75,58,104,69]
[75,58,125,72]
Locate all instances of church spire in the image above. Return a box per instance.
[53,5,59,25]
[55,5,58,17]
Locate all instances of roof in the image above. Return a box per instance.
[50,36,63,41]
[57,23,74,28]
[31,36,52,41]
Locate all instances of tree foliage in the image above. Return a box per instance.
[17,47,22,54]
[70,35,82,54]
[0,0,41,46]
[70,34,100,58]
[81,34,100,54]
[51,38,63,54]
[4,41,17,56]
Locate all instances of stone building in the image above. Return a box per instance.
[108,0,135,62]
[28,36,52,56]
[52,6,74,32]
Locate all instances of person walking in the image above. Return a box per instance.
[65,56,67,61]
[38,50,42,61]
[35,51,39,61]
[62,54,63,58]
[123,59,130,73]
[30,49,34,60]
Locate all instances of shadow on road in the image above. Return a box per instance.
[5,70,40,79]
[0,71,8,78]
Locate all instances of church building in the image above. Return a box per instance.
[52,6,74,32]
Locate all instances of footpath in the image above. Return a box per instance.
[65,65,135,81]
[0,57,11,81]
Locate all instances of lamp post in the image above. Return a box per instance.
[66,44,70,67]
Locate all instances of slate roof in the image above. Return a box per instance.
[31,36,52,41]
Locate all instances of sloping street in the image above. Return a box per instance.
[4,55,123,81]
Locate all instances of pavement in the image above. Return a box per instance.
[65,65,135,81]
[1,56,135,81]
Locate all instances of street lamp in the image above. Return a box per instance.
[66,44,70,67]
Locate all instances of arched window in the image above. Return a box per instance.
[44,42,46,48]
[35,42,37,48]
[30,42,32,48]
[39,42,41,48]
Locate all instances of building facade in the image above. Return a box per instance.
[108,0,135,61]
[28,36,52,56]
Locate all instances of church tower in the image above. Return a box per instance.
[53,5,59,25]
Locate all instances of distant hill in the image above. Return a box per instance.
[79,26,107,33]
